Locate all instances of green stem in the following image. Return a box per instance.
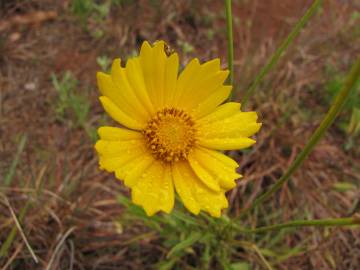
[240,57,360,218]
[225,0,234,99]
[4,134,27,186]
[241,0,322,107]
[0,200,31,257]
[236,217,360,234]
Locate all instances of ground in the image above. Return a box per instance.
[0,0,359,269]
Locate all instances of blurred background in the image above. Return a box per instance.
[0,0,359,269]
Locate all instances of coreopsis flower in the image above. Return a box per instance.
[95,41,261,217]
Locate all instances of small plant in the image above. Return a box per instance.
[117,195,252,269]
[96,55,111,72]
[70,0,134,38]
[177,40,194,54]
[51,71,96,141]
[71,0,111,38]
[324,66,360,149]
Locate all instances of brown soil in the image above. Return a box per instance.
[0,0,359,269]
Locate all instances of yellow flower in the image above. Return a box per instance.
[95,41,261,217]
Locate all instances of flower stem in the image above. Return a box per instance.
[241,0,322,108]
[240,57,360,218]
[235,217,360,234]
[225,0,234,99]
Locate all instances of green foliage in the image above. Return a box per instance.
[71,0,110,20]
[325,68,360,111]
[117,195,251,269]
[51,71,96,141]
[324,66,360,149]
[97,55,111,72]
[3,134,27,186]
[70,0,111,38]
[177,40,194,54]
[70,0,135,38]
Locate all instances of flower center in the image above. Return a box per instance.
[143,108,197,163]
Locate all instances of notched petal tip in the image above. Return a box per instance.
[153,40,165,47]
[111,58,122,71]
[189,57,200,66]
[140,40,151,55]
[94,140,103,154]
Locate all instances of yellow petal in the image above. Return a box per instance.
[199,111,261,139]
[188,153,221,192]
[152,41,166,107]
[172,161,229,217]
[189,147,241,190]
[123,154,155,187]
[173,58,229,113]
[99,96,145,130]
[198,137,256,150]
[98,151,141,172]
[191,86,232,118]
[172,58,201,106]
[124,58,155,114]
[197,102,241,124]
[110,59,149,121]
[97,69,146,124]
[113,150,152,180]
[179,70,229,110]
[132,162,175,215]
[139,41,168,109]
[95,139,144,157]
[97,72,146,124]
[197,107,261,151]
[164,52,179,105]
[95,139,146,172]
[97,126,143,141]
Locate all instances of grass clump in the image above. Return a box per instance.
[51,71,96,141]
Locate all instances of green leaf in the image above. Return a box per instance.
[229,262,251,270]
[348,107,360,135]
[167,231,203,258]
[333,182,357,192]
[4,134,27,186]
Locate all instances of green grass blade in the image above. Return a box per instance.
[167,231,203,258]
[3,134,27,186]
[236,217,359,234]
[225,0,234,99]
[240,57,360,217]
[0,200,31,257]
[241,0,322,107]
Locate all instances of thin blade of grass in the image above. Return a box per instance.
[0,166,47,258]
[1,195,38,263]
[45,226,76,270]
[240,58,360,217]
[241,0,322,107]
[0,198,31,258]
[3,134,27,186]
[225,0,234,99]
[235,216,360,234]
[166,231,203,258]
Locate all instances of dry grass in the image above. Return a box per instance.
[0,0,359,269]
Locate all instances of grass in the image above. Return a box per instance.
[0,0,359,269]
[3,134,27,187]
[51,71,96,141]
[241,0,323,107]
[324,65,360,149]
[241,57,360,217]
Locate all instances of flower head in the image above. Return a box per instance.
[95,41,261,217]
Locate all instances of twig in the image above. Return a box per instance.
[240,57,360,217]
[1,195,38,263]
[45,227,77,270]
[241,0,322,107]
